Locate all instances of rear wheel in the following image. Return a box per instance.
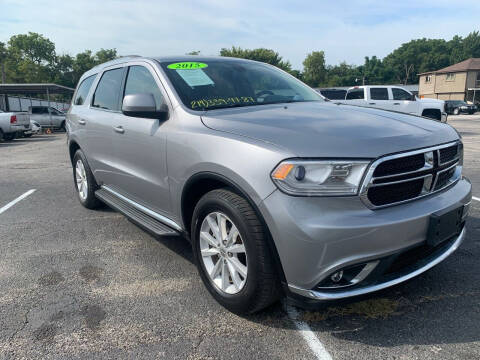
[453,108,460,115]
[24,133,33,138]
[3,133,15,141]
[72,150,102,209]
[60,121,66,132]
[191,189,279,314]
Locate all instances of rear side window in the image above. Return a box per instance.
[74,75,96,106]
[392,88,412,101]
[370,88,389,100]
[124,66,164,110]
[346,88,364,100]
[92,68,125,111]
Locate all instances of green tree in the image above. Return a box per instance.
[0,42,7,83]
[220,46,292,72]
[302,51,326,87]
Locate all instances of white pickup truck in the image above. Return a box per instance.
[0,110,31,141]
[335,86,447,122]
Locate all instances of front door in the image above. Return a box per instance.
[111,63,172,216]
[391,87,417,115]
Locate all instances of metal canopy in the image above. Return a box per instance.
[0,83,74,95]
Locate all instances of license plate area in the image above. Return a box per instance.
[427,205,464,247]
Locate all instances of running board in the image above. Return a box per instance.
[95,188,180,237]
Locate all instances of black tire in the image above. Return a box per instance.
[72,149,102,209]
[60,121,66,132]
[453,108,460,115]
[0,129,3,141]
[191,189,279,314]
[24,133,33,138]
[3,133,16,141]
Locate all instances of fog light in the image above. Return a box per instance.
[330,270,343,283]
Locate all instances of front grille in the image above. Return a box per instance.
[439,144,458,164]
[361,142,461,208]
[373,153,424,177]
[368,179,424,206]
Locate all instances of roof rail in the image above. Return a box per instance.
[91,55,143,70]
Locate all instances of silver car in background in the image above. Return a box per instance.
[29,105,66,130]
[67,56,471,314]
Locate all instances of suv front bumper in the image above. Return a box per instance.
[259,177,471,301]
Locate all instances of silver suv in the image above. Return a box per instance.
[67,56,472,314]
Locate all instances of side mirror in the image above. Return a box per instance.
[122,93,168,120]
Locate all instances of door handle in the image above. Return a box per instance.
[393,103,401,105]
[369,102,376,105]
[114,126,125,134]
[78,119,86,125]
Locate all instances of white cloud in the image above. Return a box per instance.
[1,0,479,69]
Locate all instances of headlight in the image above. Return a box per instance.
[271,160,370,196]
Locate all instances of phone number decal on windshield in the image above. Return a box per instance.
[191,97,255,109]
[167,62,208,70]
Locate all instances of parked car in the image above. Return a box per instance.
[337,86,447,122]
[317,88,347,100]
[29,106,66,130]
[445,100,477,115]
[0,109,31,141]
[68,56,471,314]
[23,120,41,137]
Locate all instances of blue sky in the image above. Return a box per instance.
[1,0,479,69]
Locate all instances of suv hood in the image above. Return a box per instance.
[201,102,458,158]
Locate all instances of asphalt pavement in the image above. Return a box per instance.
[0,115,479,359]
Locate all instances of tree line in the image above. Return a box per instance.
[1,31,479,92]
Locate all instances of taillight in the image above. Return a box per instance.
[10,115,17,124]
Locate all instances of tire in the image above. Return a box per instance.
[3,133,16,141]
[72,149,102,209]
[453,108,460,115]
[191,189,279,314]
[24,133,33,138]
[60,121,66,132]
[0,129,3,141]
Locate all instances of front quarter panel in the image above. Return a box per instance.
[167,110,293,227]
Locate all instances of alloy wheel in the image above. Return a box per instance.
[75,159,88,201]
[199,212,248,294]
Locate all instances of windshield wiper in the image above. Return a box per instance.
[200,103,256,111]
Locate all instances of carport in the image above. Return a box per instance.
[0,83,74,116]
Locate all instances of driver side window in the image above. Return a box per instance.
[392,88,412,101]
[124,66,164,111]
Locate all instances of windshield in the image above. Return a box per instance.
[159,60,323,110]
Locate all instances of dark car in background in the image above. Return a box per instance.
[317,88,347,100]
[445,100,477,115]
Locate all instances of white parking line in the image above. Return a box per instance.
[0,189,36,215]
[284,302,333,360]
[472,196,480,202]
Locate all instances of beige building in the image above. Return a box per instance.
[418,58,480,104]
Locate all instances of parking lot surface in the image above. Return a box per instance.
[1,115,479,360]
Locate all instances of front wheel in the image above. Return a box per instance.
[453,108,460,115]
[191,189,279,314]
[72,150,102,209]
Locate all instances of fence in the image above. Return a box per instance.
[0,95,70,112]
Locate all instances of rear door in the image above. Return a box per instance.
[368,87,391,111]
[83,66,126,186]
[31,107,50,126]
[391,87,417,115]
[111,63,172,215]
